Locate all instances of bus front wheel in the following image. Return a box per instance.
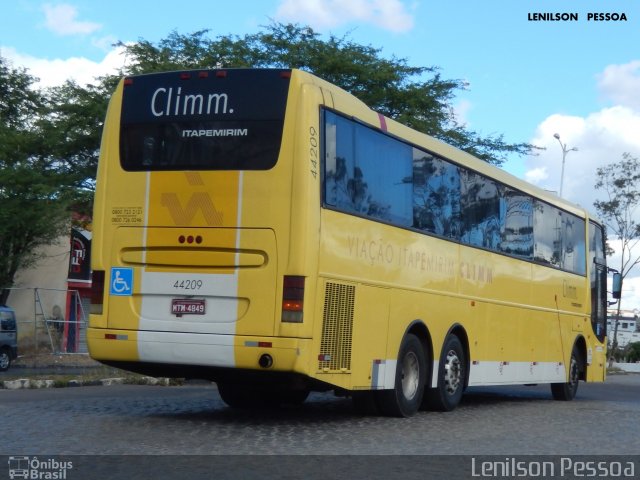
[376,333,427,417]
[423,334,466,411]
[551,348,581,401]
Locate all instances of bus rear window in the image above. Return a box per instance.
[119,69,291,171]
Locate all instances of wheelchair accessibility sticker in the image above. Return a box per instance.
[110,267,133,296]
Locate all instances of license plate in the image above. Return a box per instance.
[171,299,206,315]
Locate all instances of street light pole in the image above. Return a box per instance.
[553,133,578,197]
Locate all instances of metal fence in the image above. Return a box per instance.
[4,287,88,357]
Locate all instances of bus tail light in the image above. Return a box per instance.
[281,276,304,323]
[90,270,105,315]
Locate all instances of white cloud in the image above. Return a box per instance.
[607,240,640,311]
[524,167,548,184]
[523,60,640,309]
[597,60,640,110]
[524,108,640,210]
[621,276,640,313]
[274,0,415,32]
[1,45,128,88]
[91,35,119,52]
[42,3,101,36]
[524,60,640,207]
[453,99,472,127]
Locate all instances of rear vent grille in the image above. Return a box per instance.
[319,282,355,371]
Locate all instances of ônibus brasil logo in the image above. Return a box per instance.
[8,456,73,479]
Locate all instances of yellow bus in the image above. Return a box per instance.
[88,68,619,417]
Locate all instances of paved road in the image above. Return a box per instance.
[2,374,639,456]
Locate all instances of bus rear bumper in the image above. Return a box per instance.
[87,327,311,375]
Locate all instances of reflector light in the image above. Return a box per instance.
[105,334,128,340]
[198,71,209,78]
[216,71,227,78]
[280,71,292,79]
[282,300,303,311]
[180,72,191,80]
[90,270,105,315]
[282,276,304,323]
[244,341,273,348]
[123,78,133,86]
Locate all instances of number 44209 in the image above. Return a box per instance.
[173,279,203,290]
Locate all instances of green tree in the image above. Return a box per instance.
[39,78,115,216]
[0,23,542,305]
[119,23,537,165]
[0,57,77,304]
[593,152,640,361]
[625,341,640,363]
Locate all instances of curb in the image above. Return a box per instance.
[0,376,173,390]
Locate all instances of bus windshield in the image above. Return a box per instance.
[119,69,291,171]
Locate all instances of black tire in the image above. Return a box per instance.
[0,348,11,372]
[423,334,465,411]
[217,383,309,408]
[217,383,256,408]
[376,333,426,417]
[551,348,581,401]
[278,388,310,405]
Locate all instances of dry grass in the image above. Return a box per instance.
[14,352,102,368]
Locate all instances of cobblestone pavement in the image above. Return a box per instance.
[2,374,639,456]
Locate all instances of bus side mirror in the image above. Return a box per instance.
[612,273,622,299]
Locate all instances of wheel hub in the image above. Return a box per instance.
[401,351,420,400]
[443,349,462,395]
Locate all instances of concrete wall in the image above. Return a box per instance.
[613,362,640,373]
[5,235,70,332]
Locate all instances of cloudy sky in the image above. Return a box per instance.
[1,0,639,308]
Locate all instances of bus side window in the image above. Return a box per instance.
[412,153,461,239]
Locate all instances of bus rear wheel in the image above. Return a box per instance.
[423,334,465,411]
[551,348,581,401]
[376,333,426,417]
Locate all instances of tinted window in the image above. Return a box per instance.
[562,215,586,275]
[412,152,461,238]
[534,201,562,267]
[534,200,586,274]
[499,189,533,259]
[325,111,412,226]
[120,69,290,171]
[322,109,586,276]
[0,311,16,331]
[460,172,500,249]
[589,222,607,340]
